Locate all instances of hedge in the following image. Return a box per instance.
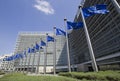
[59,70,120,81]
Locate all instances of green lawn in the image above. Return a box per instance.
[59,70,120,81]
[0,73,79,81]
[1,71,120,81]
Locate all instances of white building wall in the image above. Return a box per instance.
[14,32,68,73]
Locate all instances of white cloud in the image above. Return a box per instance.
[34,0,55,15]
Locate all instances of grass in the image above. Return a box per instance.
[1,71,120,81]
[0,73,79,81]
[59,70,120,81]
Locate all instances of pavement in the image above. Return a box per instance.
[27,73,58,76]
[0,75,4,78]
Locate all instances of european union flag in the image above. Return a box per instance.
[6,57,9,61]
[5,56,14,61]
[31,47,35,53]
[28,48,31,53]
[89,4,109,14]
[35,43,40,50]
[67,21,83,30]
[23,50,27,57]
[56,28,66,36]
[41,40,46,46]
[14,54,21,59]
[47,35,54,42]
[82,8,95,18]
[82,4,109,18]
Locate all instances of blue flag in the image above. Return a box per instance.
[8,56,13,61]
[31,47,35,53]
[56,28,66,36]
[82,4,109,18]
[67,21,83,30]
[13,55,17,60]
[14,54,21,59]
[16,54,20,59]
[23,50,26,57]
[5,56,14,61]
[88,4,109,14]
[35,43,40,50]
[28,48,31,53]
[47,35,54,42]
[41,40,46,46]
[82,8,95,18]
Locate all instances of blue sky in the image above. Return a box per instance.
[0,0,81,55]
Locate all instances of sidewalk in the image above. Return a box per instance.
[27,73,58,76]
[0,75,4,78]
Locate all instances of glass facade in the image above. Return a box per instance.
[69,0,120,71]
[14,32,67,72]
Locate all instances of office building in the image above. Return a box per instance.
[14,32,67,73]
[0,54,14,71]
[69,0,120,71]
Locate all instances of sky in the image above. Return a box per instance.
[0,0,81,56]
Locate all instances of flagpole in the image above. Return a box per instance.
[21,51,24,71]
[20,52,24,72]
[17,59,20,72]
[12,54,15,72]
[21,52,24,73]
[6,57,8,71]
[11,56,14,71]
[53,27,56,75]
[31,47,36,73]
[7,59,11,72]
[23,48,28,73]
[111,0,120,13]
[14,55,18,72]
[64,18,71,72]
[8,56,12,70]
[20,50,25,72]
[36,44,41,74]
[44,34,48,74]
[27,46,32,73]
[17,58,21,72]
[79,5,98,72]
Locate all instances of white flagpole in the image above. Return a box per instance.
[23,48,28,73]
[27,45,32,73]
[20,50,25,72]
[18,55,21,72]
[11,54,15,72]
[53,27,56,75]
[79,4,98,72]
[36,41,41,74]
[31,47,36,73]
[44,34,48,74]
[111,0,120,13]
[64,19,71,72]
[20,52,24,72]
[36,50,41,74]
[7,58,11,72]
